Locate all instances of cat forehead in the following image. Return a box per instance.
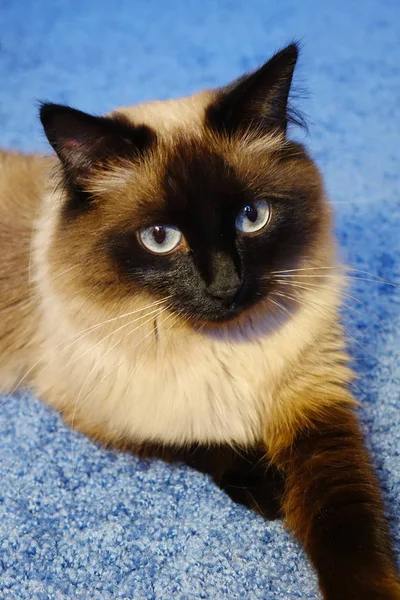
[88,95,286,204]
[89,135,284,225]
[111,90,214,136]
[83,88,291,218]
[92,138,248,225]
[111,87,285,156]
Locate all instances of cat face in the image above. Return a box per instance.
[41,43,330,326]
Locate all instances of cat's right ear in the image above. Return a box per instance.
[40,103,155,181]
[206,43,303,137]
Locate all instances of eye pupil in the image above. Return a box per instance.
[245,205,258,223]
[153,226,166,244]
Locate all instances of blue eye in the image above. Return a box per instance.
[139,225,182,254]
[235,199,271,234]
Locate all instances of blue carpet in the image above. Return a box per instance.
[0,1,399,598]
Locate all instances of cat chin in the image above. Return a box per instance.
[172,283,266,326]
[189,297,292,341]
[180,298,259,326]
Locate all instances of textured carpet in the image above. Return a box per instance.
[0,0,399,598]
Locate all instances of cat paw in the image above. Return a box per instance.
[219,467,284,520]
[323,575,400,600]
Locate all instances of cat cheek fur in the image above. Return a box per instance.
[0,42,397,599]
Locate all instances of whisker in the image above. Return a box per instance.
[52,264,79,280]
[274,280,393,336]
[73,307,171,407]
[69,308,176,426]
[271,266,399,290]
[68,307,173,467]
[268,296,293,318]
[0,295,172,408]
[28,209,39,286]
[271,266,342,274]
[275,279,358,307]
[275,273,400,291]
[247,491,263,516]
[271,286,382,403]
[55,296,173,364]
[271,290,379,362]
[144,310,183,373]
[64,305,167,368]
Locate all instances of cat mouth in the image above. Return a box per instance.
[206,281,245,307]
[184,283,261,324]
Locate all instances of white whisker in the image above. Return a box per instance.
[28,210,39,286]
[52,264,79,280]
[64,305,167,368]
[69,308,176,433]
[268,296,293,318]
[274,279,393,335]
[271,289,378,362]
[0,295,172,408]
[271,266,399,290]
[71,307,171,418]
[68,306,173,470]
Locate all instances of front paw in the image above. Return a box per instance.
[322,574,400,600]
[219,467,284,520]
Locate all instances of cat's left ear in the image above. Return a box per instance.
[207,42,301,136]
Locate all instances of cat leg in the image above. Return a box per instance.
[268,401,400,600]
[215,446,284,521]
[59,411,283,518]
[153,443,285,521]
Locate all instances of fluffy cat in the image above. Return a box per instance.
[0,43,399,598]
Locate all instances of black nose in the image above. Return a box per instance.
[206,282,241,303]
[206,251,242,304]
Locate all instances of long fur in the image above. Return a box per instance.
[0,54,399,598]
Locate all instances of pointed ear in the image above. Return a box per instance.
[207,43,302,136]
[40,104,155,181]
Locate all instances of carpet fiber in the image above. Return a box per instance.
[0,1,399,598]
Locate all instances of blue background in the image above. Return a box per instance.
[0,1,399,598]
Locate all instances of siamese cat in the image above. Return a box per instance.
[0,43,399,598]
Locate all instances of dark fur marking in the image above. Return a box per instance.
[206,43,305,136]
[134,403,400,597]
[134,441,285,521]
[273,404,400,598]
[108,137,321,322]
[40,103,157,217]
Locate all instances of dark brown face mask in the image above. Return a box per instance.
[40,43,323,325]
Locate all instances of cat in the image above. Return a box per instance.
[0,42,399,599]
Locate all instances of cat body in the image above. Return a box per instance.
[0,101,342,449]
[0,44,399,598]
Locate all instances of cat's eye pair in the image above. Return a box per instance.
[138,199,271,255]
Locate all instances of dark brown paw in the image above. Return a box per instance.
[219,465,284,520]
[322,574,400,600]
